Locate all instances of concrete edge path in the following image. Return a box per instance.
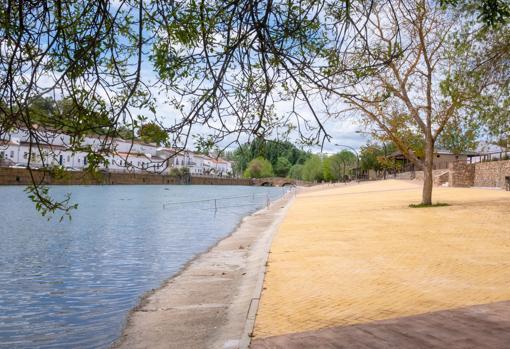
[112,191,295,349]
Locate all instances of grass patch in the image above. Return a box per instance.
[409,202,450,208]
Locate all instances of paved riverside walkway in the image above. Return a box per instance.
[251,180,510,348]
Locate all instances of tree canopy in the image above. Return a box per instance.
[138,122,169,146]
[0,0,508,214]
[243,157,274,178]
[334,1,509,204]
[232,138,309,176]
[301,155,324,182]
[323,150,357,181]
[274,157,292,177]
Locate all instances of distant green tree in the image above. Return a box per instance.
[232,143,252,175]
[232,139,310,175]
[360,145,383,172]
[302,155,324,182]
[288,164,304,179]
[359,143,403,175]
[26,96,113,137]
[264,140,306,166]
[243,157,273,178]
[115,125,135,140]
[29,97,57,125]
[325,151,357,181]
[322,157,334,181]
[274,157,292,177]
[55,97,113,136]
[138,122,169,145]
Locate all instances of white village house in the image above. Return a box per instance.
[0,129,233,177]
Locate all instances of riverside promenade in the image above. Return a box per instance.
[252,180,510,348]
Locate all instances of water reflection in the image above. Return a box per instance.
[0,185,286,348]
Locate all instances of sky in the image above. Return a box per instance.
[27,1,370,155]
[104,1,371,154]
[149,93,368,154]
[135,61,369,154]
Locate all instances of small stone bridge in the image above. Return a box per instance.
[252,177,310,187]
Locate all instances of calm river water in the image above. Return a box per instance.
[0,185,287,348]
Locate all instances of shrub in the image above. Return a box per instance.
[288,164,304,179]
[274,156,292,177]
[243,157,273,178]
[170,167,191,177]
[302,155,324,181]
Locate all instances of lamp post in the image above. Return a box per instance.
[334,144,360,181]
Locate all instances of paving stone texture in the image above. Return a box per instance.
[253,180,510,345]
[252,300,510,349]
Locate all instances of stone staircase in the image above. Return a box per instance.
[395,169,450,186]
[433,170,450,186]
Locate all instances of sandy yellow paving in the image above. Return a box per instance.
[254,180,510,338]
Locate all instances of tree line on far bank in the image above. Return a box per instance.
[232,139,412,182]
[232,139,358,182]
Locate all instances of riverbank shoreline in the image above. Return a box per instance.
[111,188,296,349]
[0,167,252,186]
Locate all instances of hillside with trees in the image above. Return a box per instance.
[233,139,310,178]
[233,139,358,181]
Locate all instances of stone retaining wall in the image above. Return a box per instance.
[0,167,252,186]
[191,176,252,186]
[474,160,510,188]
[447,160,510,189]
[380,160,510,189]
[448,162,475,188]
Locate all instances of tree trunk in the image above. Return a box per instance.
[422,139,434,205]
